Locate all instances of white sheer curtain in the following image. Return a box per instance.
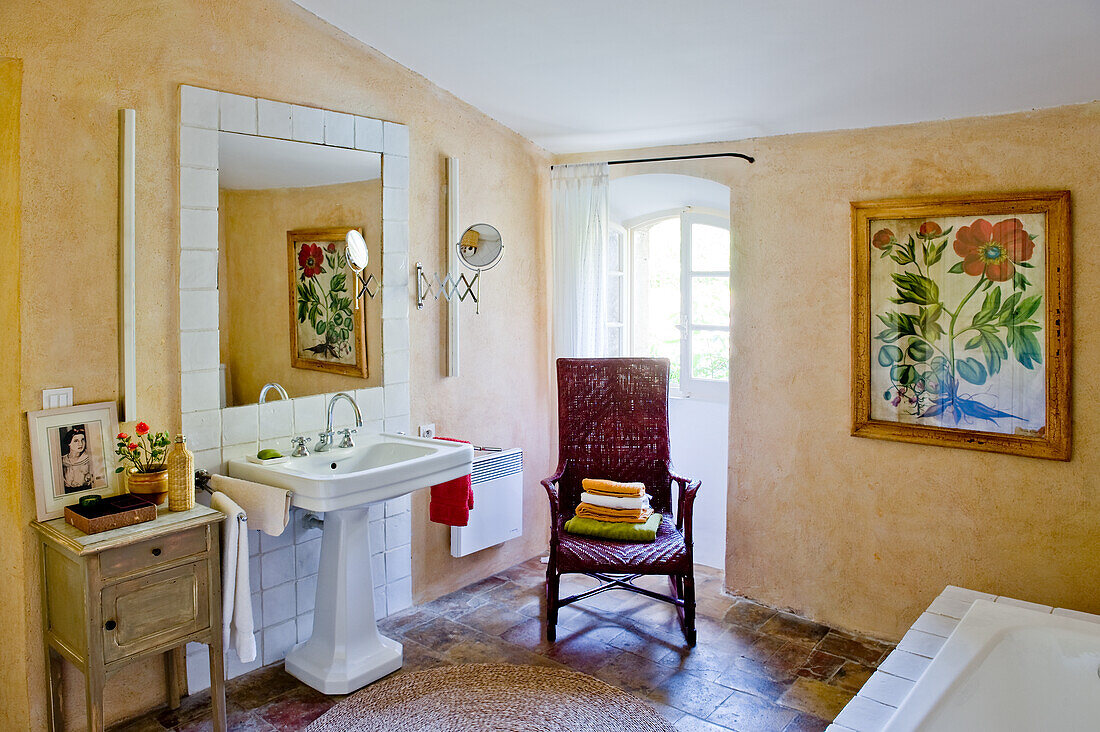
[552,162,610,357]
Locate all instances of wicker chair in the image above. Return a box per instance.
[541,357,701,646]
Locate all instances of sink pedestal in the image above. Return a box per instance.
[284,506,401,694]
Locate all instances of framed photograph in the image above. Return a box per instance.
[851,191,1071,460]
[28,401,121,521]
[288,227,368,378]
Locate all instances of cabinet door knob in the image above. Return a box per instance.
[104,620,116,631]
[151,547,162,557]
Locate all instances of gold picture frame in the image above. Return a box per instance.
[851,191,1071,460]
[287,227,368,379]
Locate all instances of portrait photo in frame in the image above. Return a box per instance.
[28,401,121,521]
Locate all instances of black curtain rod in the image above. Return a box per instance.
[551,152,754,169]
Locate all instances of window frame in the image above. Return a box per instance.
[619,207,730,401]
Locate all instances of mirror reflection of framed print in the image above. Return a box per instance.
[28,401,121,521]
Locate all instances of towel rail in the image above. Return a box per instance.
[194,469,248,523]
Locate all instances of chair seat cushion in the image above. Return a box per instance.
[556,514,689,574]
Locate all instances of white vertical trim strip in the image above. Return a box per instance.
[446,157,460,377]
[119,108,137,421]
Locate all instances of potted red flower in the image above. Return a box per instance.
[115,422,172,505]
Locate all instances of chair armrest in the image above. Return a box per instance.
[541,462,568,544]
[669,470,701,540]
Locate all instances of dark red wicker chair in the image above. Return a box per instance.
[542,357,701,646]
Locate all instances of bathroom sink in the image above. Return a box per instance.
[227,432,473,512]
[225,432,473,694]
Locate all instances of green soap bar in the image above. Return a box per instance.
[563,513,661,543]
[257,448,283,460]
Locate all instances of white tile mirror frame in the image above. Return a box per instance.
[178,86,412,687]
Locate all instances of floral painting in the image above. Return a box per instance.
[287,227,368,378]
[852,193,1071,460]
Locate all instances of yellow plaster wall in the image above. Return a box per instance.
[219,180,383,405]
[559,101,1100,642]
[0,56,31,732]
[0,1,552,727]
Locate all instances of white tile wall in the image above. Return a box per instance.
[180,86,412,692]
[829,586,1100,732]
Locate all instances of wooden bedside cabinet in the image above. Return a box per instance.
[33,505,227,732]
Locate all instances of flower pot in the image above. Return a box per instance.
[127,466,169,506]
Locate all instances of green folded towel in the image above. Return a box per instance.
[563,512,661,543]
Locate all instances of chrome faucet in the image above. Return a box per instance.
[316,392,363,452]
[258,382,289,403]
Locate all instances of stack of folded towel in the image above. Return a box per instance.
[563,478,661,542]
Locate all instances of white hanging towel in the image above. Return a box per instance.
[580,491,650,510]
[209,473,291,537]
[210,491,256,663]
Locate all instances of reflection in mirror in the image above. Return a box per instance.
[457,223,504,271]
[218,132,382,407]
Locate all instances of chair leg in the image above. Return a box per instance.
[545,556,559,642]
[682,573,697,647]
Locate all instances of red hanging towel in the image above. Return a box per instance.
[429,437,474,527]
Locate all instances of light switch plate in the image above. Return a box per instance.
[42,387,73,410]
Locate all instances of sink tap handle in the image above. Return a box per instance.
[338,428,357,449]
[290,436,311,457]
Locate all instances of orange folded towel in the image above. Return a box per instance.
[575,503,653,524]
[581,478,645,498]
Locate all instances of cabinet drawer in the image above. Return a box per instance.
[100,526,207,580]
[101,560,210,664]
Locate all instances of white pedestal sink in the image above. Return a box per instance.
[228,433,472,694]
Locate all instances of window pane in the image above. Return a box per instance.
[608,230,622,272]
[608,326,622,356]
[691,223,730,271]
[607,277,622,323]
[632,218,681,384]
[691,276,730,326]
[691,330,729,381]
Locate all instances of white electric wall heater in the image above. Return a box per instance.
[451,448,523,557]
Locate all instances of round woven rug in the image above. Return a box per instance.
[304,663,676,732]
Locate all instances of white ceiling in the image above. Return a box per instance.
[292,0,1100,153]
[609,174,730,225]
[218,132,381,190]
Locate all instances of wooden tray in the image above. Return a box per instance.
[64,494,157,535]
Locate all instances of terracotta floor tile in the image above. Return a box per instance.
[453,602,529,636]
[759,611,831,645]
[254,686,334,732]
[674,714,733,731]
[815,630,892,667]
[708,688,799,730]
[796,649,846,680]
[783,712,831,732]
[723,599,778,630]
[714,665,794,702]
[121,560,892,732]
[828,660,876,692]
[645,670,736,718]
[402,615,481,654]
[776,676,855,719]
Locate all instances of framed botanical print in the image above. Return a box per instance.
[851,191,1071,460]
[288,227,368,378]
[28,401,121,521]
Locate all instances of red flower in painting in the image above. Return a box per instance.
[872,228,896,250]
[917,221,942,239]
[116,432,129,440]
[128,443,139,452]
[134,422,150,436]
[298,243,324,279]
[953,218,1034,282]
[326,242,337,253]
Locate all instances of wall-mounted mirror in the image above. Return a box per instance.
[457,223,504,271]
[218,132,382,407]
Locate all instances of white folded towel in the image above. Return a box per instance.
[580,491,650,510]
[210,491,256,663]
[209,474,291,537]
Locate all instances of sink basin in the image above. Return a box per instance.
[227,432,473,694]
[228,432,473,512]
